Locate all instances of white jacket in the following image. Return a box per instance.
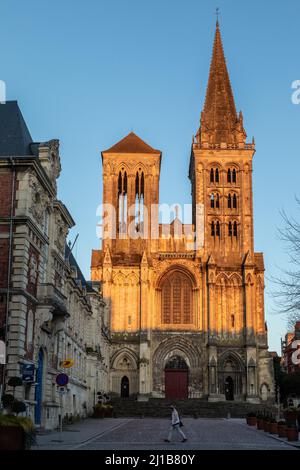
[171,409,180,426]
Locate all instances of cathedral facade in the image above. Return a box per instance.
[91,23,275,403]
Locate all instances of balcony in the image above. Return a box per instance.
[37,283,69,319]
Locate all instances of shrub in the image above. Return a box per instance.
[7,377,23,388]
[1,394,14,408]
[0,414,34,433]
[11,400,26,415]
[94,403,106,411]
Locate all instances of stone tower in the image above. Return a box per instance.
[101,132,161,256]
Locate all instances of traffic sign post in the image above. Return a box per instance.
[56,373,69,387]
[55,374,69,442]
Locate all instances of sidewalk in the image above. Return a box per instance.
[32,418,132,450]
[233,419,300,449]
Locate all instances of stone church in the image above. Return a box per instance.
[91,22,275,403]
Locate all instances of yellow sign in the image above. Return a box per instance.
[60,359,74,368]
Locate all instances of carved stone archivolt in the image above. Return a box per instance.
[152,260,200,288]
[110,347,139,370]
[152,336,202,392]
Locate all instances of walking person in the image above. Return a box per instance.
[164,405,187,443]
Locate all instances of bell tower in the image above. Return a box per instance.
[189,21,255,262]
[101,132,161,255]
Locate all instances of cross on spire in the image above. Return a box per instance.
[215,7,220,25]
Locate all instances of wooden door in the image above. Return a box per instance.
[165,370,188,400]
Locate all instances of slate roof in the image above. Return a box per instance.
[0,101,35,156]
[66,244,97,293]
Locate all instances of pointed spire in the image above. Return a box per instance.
[197,22,246,146]
[141,250,148,266]
[103,246,112,265]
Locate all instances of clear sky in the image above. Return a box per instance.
[1,0,300,353]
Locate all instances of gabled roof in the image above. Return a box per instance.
[0,101,34,156]
[102,132,161,155]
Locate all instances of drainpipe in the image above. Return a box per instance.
[1,157,16,393]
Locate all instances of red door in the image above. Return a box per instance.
[165,370,188,400]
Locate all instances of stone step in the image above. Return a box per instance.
[109,398,276,418]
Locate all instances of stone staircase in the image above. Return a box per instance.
[110,398,276,419]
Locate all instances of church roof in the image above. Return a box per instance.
[0,101,34,156]
[196,22,246,145]
[102,132,161,155]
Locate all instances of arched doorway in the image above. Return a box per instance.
[35,348,44,425]
[225,376,234,401]
[218,354,243,400]
[165,356,188,400]
[121,376,129,398]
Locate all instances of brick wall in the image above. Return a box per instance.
[0,171,13,217]
[0,239,9,288]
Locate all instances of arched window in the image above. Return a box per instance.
[215,168,219,183]
[227,167,237,185]
[135,169,145,233]
[233,222,238,237]
[210,168,214,183]
[231,314,235,328]
[161,271,193,324]
[227,169,231,183]
[228,194,232,209]
[232,169,237,183]
[233,194,237,209]
[211,193,220,209]
[118,169,127,233]
[228,222,232,237]
[211,222,215,236]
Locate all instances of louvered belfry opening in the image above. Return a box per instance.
[135,170,145,234]
[118,169,127,234]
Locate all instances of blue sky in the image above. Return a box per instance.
[1,0,300,353]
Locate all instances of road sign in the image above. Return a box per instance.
[56,373,69,387]
[21,364,35,383]
[59,359,74,369]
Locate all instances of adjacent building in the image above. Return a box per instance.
[282,322,300,374]
[0,102,109,429]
